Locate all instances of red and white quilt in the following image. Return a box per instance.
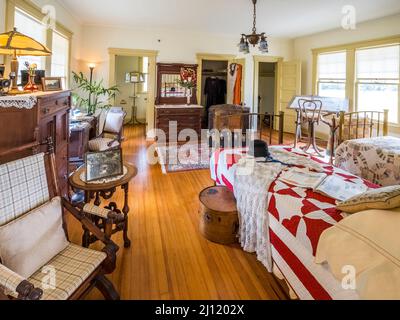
[210,147,376,300]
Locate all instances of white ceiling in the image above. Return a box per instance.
[60,0,400,38]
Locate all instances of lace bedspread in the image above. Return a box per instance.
[233,149,324,272]
[335,136,400,186]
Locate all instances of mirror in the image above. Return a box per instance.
[161,74,185,98]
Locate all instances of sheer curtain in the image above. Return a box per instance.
[14,9,46,83]
[51,31,70,88]
[317,52,347,98]
[356,45,400,123]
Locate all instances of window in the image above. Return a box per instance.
[51,31,70,87]
[317,52,347,98]
[12,6,71,88]
[141,56,149,93]
[313,37,400,126]
[14,8,46,83]
[356,45,399,123]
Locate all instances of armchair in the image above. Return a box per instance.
[0,139,121,300]
[88,109,126,152]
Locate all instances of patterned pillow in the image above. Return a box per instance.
[337,186,400,213]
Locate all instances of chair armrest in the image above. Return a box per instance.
[82,204,125,223]
[62,198,118,247]
[0,264,43,300]
[62,198,120,274]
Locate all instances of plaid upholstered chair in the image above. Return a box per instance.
[0,140,122,300]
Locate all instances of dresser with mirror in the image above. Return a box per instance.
[155,63,204,142]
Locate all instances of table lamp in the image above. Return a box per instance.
[0,28,52,95]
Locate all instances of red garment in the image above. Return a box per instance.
[233,64,242,105]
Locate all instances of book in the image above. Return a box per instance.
[279,168,327,189]
[279,168,367,201]
[315,175,368,201]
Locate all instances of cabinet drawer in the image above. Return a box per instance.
[157,108,201,116]
[38,96,70,119]
[157,115,199,124]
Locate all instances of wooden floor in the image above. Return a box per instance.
[69,125,294,300]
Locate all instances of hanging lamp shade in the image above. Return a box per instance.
[0,28,51,56]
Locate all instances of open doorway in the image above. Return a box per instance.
[257,62,276,127]
[114,55,149,126]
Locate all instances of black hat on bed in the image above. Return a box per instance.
[249,140,270,159]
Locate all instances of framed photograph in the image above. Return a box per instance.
[42,77,63,91]
[125,72,144,84]
[85,148,124,182]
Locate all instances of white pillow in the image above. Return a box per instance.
[0,197,69,278]
[104,112,124,134]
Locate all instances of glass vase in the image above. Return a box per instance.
[24,74,39,92]
[186,88,192,105]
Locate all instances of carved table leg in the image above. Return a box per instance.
[82,191,91,248]
[94,192,101,206]
[122,183,131,248]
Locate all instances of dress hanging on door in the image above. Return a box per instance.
[228,63,243,105]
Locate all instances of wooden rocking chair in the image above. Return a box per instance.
[0,139,122,300]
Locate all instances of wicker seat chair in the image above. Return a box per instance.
[0,140,122,300]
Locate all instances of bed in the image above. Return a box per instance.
[210,146,377,300]
[335,136,400,187]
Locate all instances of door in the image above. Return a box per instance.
[278,61,301,133]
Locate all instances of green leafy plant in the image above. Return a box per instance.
[72,71,119,115]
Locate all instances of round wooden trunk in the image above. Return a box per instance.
[199,186,239,244]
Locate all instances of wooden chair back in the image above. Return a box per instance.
[102,109,127,141]
[298,99,323,124]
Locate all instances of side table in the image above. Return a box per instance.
[69,163,138,248]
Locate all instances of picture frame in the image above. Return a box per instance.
[125,72,144,84]
[85,148,124,182]
[41,77,63,91]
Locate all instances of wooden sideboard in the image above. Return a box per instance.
[0,91,71,197]
[155,105,203,142]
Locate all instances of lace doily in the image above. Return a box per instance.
[80,166,128,184]
[0,95,37,109]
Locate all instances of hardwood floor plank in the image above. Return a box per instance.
[68,125,291,300]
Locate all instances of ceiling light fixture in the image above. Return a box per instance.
[238,0,269,54]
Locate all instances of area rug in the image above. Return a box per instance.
[156,143,210,174]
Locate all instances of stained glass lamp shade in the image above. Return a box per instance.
[0,28,52,94]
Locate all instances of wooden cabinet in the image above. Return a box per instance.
[155,105,203,142]
[0,91,71,197]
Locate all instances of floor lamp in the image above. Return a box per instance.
[126,72,145,125]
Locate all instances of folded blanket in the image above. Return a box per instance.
[316,208,400,300]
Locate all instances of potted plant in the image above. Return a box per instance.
[72,71,119,115]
